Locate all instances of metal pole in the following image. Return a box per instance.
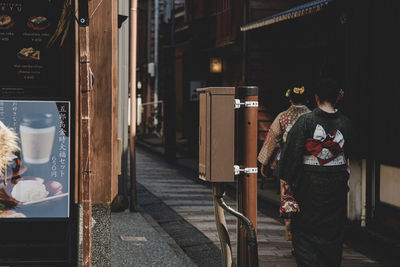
[112,0,130,212]
[154,0,159,127]
[79,22,92,267]
[237,86,258,266]
[213,183,233,267]
[164,0,176,161]
[129,0,138,211]
[242,0,248,84]
[216,185,258,267]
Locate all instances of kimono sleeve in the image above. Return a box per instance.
[276,115,307,186]
[258,114,282,166]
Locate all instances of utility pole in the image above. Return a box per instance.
[237,86,258,267]
[129,0,138,211]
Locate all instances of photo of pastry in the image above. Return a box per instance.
[0,14,15,30]
[27,16,50,31]
[1,176,67,211]
[17,47,40,60]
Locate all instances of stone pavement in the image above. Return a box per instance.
[111,209,196,267]
[136,147,383,267]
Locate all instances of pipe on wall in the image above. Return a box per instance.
[361,159,367,227]
[129,0,138,211]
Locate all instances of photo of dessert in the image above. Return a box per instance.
[1,175,67,211]
[0,101,70,218]
[17,47,40,60]
[11,179,49,203]
[27,16,50,31]
[0,14,15,30]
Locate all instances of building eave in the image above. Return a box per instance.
[241,0,335,32]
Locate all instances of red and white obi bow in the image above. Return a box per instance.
[305,124,344,165]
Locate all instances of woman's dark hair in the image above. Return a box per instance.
[314,78,341,105]
[286,81,308,104]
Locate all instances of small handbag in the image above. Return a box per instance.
[279,182,300,218]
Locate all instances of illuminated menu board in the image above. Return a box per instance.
[0,100,70,218]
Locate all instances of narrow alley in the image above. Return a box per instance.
[128,147,382,267]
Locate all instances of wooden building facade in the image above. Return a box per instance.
[161,0,400,245]
[0,0,120,265]
[242,0,400,242]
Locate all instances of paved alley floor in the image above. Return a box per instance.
[111,209,196,267]
[136,147,383,267]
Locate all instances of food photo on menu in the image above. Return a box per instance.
[0,101,70,218]
[0,14,14,30]
[17,47,40,60]
[27,16,50,31]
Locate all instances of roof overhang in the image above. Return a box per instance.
[241,0,335,32]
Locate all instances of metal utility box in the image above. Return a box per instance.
[197,87,235,182]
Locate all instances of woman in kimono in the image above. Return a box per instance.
[277,78,350,267]
[258,83,310,240]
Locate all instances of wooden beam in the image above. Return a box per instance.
[79,22,92,267]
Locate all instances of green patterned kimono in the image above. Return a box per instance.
[277,108,351,267]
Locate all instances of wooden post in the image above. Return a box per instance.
[79,25,92,266]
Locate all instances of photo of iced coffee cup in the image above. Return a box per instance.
[19,113,55,164]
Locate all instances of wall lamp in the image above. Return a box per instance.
[210,57,222,73]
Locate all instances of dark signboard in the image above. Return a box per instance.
[0,100,70,218]
[0,1,75,263]
[0,0,69,97]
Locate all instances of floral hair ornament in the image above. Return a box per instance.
[293,86,305,95]
[285,89,291,97]
[338,88,344,100]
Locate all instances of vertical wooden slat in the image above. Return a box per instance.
[79,25,92,267]
[75,0,80,204]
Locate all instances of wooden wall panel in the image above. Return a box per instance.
[88,0,119,204]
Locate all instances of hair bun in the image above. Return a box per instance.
[286,86,306,98]
[285,85,308,104]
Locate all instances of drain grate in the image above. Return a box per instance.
[120,236,147,242]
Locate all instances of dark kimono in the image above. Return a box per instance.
[277,108,351,267]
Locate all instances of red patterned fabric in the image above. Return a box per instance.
[280,197,300,215]
[305,131,344,165]
[280,180,300,219]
